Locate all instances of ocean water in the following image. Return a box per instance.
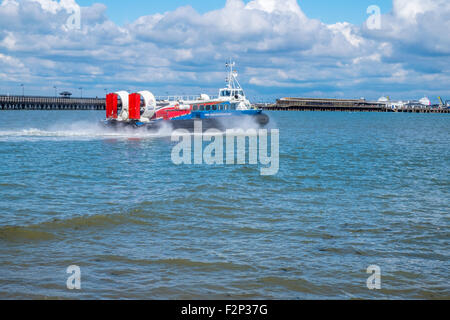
[0,110,448,300]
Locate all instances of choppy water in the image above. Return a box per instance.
[0,110,448,299]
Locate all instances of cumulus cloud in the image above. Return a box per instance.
[0,0,448,100]
[364,0,450,55]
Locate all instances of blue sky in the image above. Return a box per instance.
[77,0,393,25]
[0,0,448,102]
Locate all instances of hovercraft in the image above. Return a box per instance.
[102,62,269,132]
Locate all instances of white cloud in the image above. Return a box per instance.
[0,0,448,100]
[0,32,16,50]
[0,52,23,67]
[364,0,450,55]
[246,0,306,18]
[328,23,363,48]
[392,0,442,21]
[30,0,79,14]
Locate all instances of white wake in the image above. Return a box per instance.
[0,121,175,141]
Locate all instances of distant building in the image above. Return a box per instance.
[378,96,406,110]
[377,96,431,110]
[419,97,431,106]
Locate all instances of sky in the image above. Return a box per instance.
[75,0,393,25]
[0,0,449,102]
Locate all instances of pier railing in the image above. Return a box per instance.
[0,94,224,111]
[0,95,106,110]
[155,95,219,102]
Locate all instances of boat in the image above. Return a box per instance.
[103,62,269,131]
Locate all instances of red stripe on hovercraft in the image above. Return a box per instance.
[155,106,192,120]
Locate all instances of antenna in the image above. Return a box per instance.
[225,59,242,90]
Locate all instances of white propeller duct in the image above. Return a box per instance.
[115,91,129,121]
[138,90,157,122]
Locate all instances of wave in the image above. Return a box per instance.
[0,127,265,142]
[0,226,55,242]
[0,210,155,242]
[0,121,176,141]
[94,255,254,271]
[0,121,259,141]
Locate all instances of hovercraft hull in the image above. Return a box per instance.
[103,112,270,132]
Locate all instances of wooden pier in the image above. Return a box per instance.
[259,98,450,113]
[1,95,448,114]
[0,95,105,110]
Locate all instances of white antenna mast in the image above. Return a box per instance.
[225,59,241,90]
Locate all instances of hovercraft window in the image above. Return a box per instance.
[193,105,199,111]
[212,105,217,111]
[200,105,205,111]
[221,90,231,97]
[206,105,211,111]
